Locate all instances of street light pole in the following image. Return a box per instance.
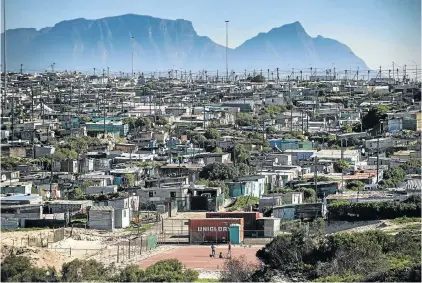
[410,60,418,82]
[131,36,135,78]
[2,0,7,128]
[225,20,229,82]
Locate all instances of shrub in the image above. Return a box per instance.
[327,200,421,221]
[61,259,108,282]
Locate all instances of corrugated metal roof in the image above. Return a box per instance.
[90,206,114,211]
[1,195,41,201]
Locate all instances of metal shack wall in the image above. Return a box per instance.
[188,218,244,243]
[205,212,260,236]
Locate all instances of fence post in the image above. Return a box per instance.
[117,245,119,263]
[128,240,131,259]
[69,247,72,257]
[140,237,143,255]
[28,235,30,246]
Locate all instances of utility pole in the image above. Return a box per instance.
[31,87,34,121]
[314,156,318,193]
[131,36,135,78]
[376,121,383,185]
[290,104,293,132]
[404,65,407,82]
[392,62,395,83]
[2,0,7,129]
[102,69,106,135]
[225,20,229,82]
[78,81,81,115]
[276,67,279,84]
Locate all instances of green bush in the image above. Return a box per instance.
[228,196,259,211]
[255,226,420,282]
[328,200,421,221]
[61,259,108,282]
[1,255,59,282]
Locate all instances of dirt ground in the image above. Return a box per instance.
[170,211,208,219]
[1,244,67,272]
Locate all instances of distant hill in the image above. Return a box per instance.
[2,14,369,73]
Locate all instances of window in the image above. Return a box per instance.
[123,210,126,217]
[149,192,154,197]
[170,192,176,198]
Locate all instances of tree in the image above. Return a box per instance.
[250,74,265,82]
[235,113,259,127]
[381,167,406,187]
[233,144,250,164]
[334,159,350,173]
[135,116,152,130]
[220,255,257,282]
[122,117,136,130]
[361,105,390,130]
[1,255,59,282]
[266,126,277,134]
[61,259,109,282]
[204,128,221,140]
[341,124,353,133]
[116,264,145,282]
[154,116,168,126]
[188,131,207,144]
[346,180,365,191]
[53,148,78,161]
[238,163,250,176]
[124,173,135,187]
[69,137,88,154]
[297,187,317,203]
[144,259,198,282]
[199,162,236,181]
[214,147,223,153]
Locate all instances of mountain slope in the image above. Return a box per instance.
[232,21,368,71]
[2,15,368,72]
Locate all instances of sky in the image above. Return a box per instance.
[4,0,421,70]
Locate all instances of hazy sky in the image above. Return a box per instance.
[5,0,421,70]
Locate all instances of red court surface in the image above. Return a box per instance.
[139,245,261,271]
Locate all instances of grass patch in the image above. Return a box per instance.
[125,223,153,233]
[390,217,421,225]
[195,279,218,282]
[227,196,259,212]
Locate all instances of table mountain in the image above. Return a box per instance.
[2,14,368,73]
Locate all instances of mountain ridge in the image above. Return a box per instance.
[2,14,369,72]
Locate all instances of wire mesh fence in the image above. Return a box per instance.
[9,227,67,248]
[44,234,162,264]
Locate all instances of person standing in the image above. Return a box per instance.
[211,244,215,257]
[228,241,232,258]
